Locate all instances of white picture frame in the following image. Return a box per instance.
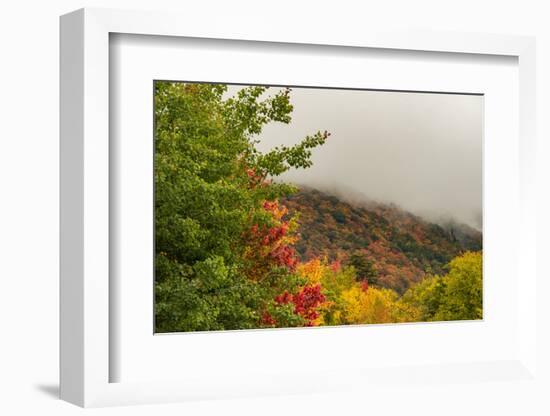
[60,7,538,408]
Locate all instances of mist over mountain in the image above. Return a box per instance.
[255,87,483,230]
[283,187,482,294]
[286,183,483,232]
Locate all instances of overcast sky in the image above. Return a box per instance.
[230,86,483,230]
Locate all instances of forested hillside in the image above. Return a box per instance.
[154,81,483,333]
[284,188,482,294]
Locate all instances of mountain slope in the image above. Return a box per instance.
[283,187,482,294]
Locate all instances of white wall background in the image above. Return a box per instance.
[1,1,548,415]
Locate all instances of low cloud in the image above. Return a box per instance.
[254,87,483,230]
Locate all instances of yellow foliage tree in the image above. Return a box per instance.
[337,286,401,325]
[296,258,325,284]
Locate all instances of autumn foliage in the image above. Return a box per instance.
[154,81,483,333]
[274,285,326,326]
[243,200,299,279]
[284,188,482,294]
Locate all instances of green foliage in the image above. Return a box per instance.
[434,251,483,320]
[398,274,446,322]
[155,254,263,332]
[154,82,328,332]
[319,266,358,326]
[332,210,346,224]
[399,251,483,322]
[348,250,378,286]
[154,81,483,332]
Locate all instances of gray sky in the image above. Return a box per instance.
[232,86,483,230]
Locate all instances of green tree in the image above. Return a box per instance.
[154,82,329,332]
[398,274,446,321]
[399,251,482,322]
[348,250,379,286]
[434,251,482,321]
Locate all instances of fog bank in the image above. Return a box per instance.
[253,87,483,230]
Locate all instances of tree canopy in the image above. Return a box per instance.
[154,82,328,332]
[154,81,483,333]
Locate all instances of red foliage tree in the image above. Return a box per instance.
[243,199,299,280]
[275,284,326,326]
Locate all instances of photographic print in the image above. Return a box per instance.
[154,81,482,333]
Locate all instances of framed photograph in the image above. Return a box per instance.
[60,8,538,408]
[150,80,483,334]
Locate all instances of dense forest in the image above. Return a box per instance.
[154,81,483,333]
[284,187,482,294]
